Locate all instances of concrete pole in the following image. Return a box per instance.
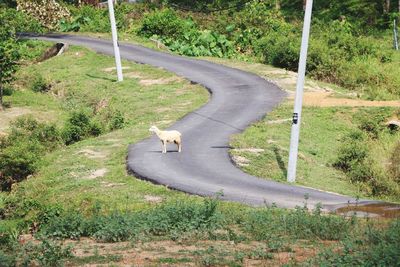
[287,0,313,183]
[107,0,123,82]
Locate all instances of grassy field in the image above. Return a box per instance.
[0,38,399,266]
[1,42,209,219]
[202,57,400,203]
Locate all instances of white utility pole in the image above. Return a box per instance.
[107,0,123,82]
[287,0,313,183]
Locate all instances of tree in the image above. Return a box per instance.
[0,25,19,110]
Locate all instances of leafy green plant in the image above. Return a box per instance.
[311,219,400,266]
[0,7,44,33]
[109,110,125,131]
[16,0,70,30]
[333,130,369,173]
[62,110,100,145]
[389,142,400,183]
[30,75,51,93]
[39,198,222,242]
[138,9,235,58]
[0,116,63,191]
[138,9,192,39]
[243,204,351,241]
[0,23,20,108]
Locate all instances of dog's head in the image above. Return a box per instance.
[149,125,158,133]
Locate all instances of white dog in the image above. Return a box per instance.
[149,125,182,153]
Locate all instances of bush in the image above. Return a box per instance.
[243,204,351,241]
[8,237,73,266]
[0,8,44,33]
[333,130,369,172]
[0,22,19,108]
[0,116,63,191]
[138,9,192,39]
[312,219,400,266]
[16,0,70,30]
[62,110,93,145]
[0,139,43,191]
[138,9,235,58]
[109,110,125,131]
[8,116,63,151]
[356,108,390,138]
[30,75,51,93]
[389,142,400,183]
[39,198,222,242]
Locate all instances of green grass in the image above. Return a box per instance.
[230,104,400,202]
[2,42,209,218]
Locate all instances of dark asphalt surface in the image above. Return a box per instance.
[25,34,375,210]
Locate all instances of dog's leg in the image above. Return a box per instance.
[163,141,167,153]
[161,140,166,153]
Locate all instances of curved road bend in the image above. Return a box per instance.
[25,34,376,210]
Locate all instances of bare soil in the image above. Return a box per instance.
[60,238,328,266]
[295,92,400,107]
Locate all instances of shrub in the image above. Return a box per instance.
[16,0,71,30]
[62,110,95,145]
[8,116,63,151]
[333,130,369,172]
[39,198,222,242]
[0,7,43,33]
[138,9,192,39]
[0,250,15,267]
[30,75,51,93]
[138,9,235,58]
[67,4,110,33]
[312,219,400,266]
[0,22,20,108]
[13,238,73,266]
[0,116,63,191]
[109,110,125,131]
[389,142,400,183]
[243,204,351,241]
[0,139,44,191]
[356,108,390,138]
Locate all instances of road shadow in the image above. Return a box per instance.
[86,74,116,82]
[211,146,232,149]
[192,112,243,131]
[148,150,180,153]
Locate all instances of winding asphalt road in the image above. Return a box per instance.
[25,34,373,210]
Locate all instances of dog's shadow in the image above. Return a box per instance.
[148,150,180,153]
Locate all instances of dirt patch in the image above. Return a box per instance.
[144,195,163,203]
[94,98,109,114]
[266,118,292,124]
[100,181,126,188]
[290,92,400,107]
[85,168,108,180]
[103,66,131,72]
[62,238,326,266]
[0,107,32,131]
[232,148,265,155]
[77,149,108,159]
[156,107,172,112]
[124,72,144,79]
[232,155,250,167]
[178,101,192,107]
[139,76,183,86]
